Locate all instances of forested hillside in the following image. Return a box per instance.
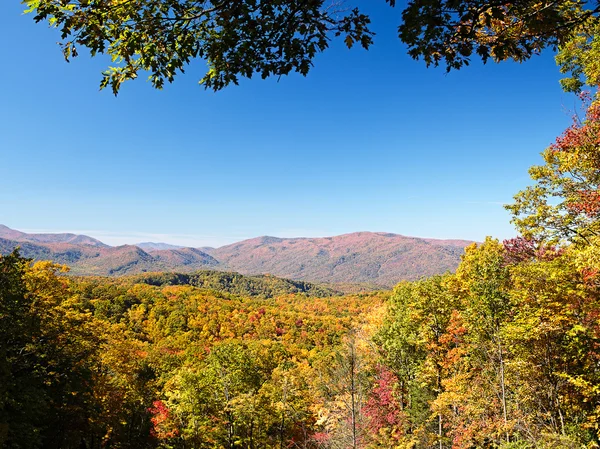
[206,233,471,286]
[4,0,600,445]
[122,270,342,298]
[0,236,220,276]
[0,224,106,247]
[0,252,388,448]
[3,95,600,449]
[3,229,600,448]
[0,227,471,286]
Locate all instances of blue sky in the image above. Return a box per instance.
[0,1,577,247]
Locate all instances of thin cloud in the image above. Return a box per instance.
[464,201,509,206]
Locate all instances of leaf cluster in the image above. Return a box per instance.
[397,0,595,70]
[25,0,374,94]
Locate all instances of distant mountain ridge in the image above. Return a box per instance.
[208,232,472,286]
[0,225,473,286]
[0,224,107,247]
[0,227,218,276]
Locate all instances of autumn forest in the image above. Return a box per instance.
[3,100,600,447]
[4,0,600,447]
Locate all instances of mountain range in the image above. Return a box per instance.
[0,224,473,287]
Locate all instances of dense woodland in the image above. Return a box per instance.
[95,271,342,299]
[3,93,600,448]
[2,227,600,448]
[4,0,600,447]
[0,252,389,449]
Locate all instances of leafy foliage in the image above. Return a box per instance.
[397,0,596,71]
[129,270,342,298]
[23,0,600,92]
[506,96,600,245]
[24,0,374,94]
[0,249,388,448]
[0,251,102,448]
[557,18,600,92]
[375,237,600,448]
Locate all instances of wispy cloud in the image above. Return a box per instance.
[464,201,509,206]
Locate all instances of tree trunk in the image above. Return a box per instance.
[351,344,357,449]
[437,369,443,449]
[498,339,509,443]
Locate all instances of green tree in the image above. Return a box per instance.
[557,19,600,92]
[398,0,597,71]
[25,0,374,94]
[25,0,600,93]
[315,333,371,449]
[165,339,288,448]
[376,275,459,448]
[506,98,600,245]
[505,248,600,446]
[0,252,103,448]
[451,239,513,444]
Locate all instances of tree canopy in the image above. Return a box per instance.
[506,95,600,245]
[24,0,600,93]
[25,0,374,94]
[398,0,597,70]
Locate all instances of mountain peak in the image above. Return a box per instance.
[0,226,474,286]
[0,225,107,247]
[210,232,473,287]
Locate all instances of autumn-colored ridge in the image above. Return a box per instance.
[125,270,342,298]
[208,231,473,286]
[0,225,472,286]
[0,224,107,246]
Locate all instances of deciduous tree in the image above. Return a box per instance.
[24,0,600,93]
[506,97,600,245]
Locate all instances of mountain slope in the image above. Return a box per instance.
[211,232,472,287]
[129,271,341,298]
[0,225,473,286]
[72,244,220,275]
[0,224,107,247]
[0,236,219,276]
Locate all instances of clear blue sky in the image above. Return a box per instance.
[0,1,576,247]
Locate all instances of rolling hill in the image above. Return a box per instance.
[207,232,472,286]
[0,224,107,247]
[0,231,219,276]
[128,271,341,298]
[0,225,473,286]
